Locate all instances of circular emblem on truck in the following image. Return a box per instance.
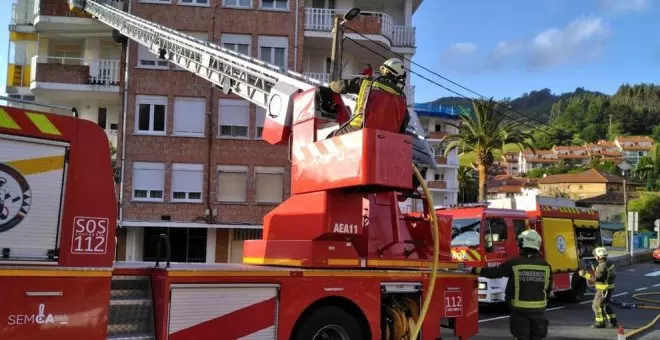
[0,163,32,233]
[556,235,567,254]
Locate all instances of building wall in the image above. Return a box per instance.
[539,183,607,200]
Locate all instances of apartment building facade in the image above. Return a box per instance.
[7,0,425,264]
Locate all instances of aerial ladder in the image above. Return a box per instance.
[67,0,442,266]
[53,1,479,339]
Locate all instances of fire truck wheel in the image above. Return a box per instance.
[294,305,364,340]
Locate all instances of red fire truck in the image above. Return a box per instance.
[0,1,481,339]
[442,198,602,305]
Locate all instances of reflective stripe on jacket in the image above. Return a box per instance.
[476,254,553,314]
[351,78,402,128]
[584,260,616,291]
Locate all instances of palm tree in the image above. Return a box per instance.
[457,166,477,203]
[440,99,535,201]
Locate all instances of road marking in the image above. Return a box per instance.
[613,292,629,297]
[479,306,566,323]
[644,270,660,277]
[652,283,660,288]
[580,300,592,304]
[585,292,594,295]
[635,287,648,292]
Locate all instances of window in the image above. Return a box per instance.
[143,227,206,263]
[217,165,248,202]
[224,0,251,8]
[135,95,167,135]
[513,219,526,238]
[171,163,204,202]
[261,0,288,10]
[97,107,107,129]
[486,218,508,243]
[255,107,266,139]
[139,0,171,3]
[179,0,209,6]
[218,99,249,138]
[173,97,205,137]
[132,162,165,201]
[255,166,284,203]
[137,44,168,69]
[221,34,251,56]
[258,36,288,70]
[312,0,335,8]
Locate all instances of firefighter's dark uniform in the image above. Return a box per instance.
[475,253,553,340]
[582,260,617,327]
[328,75,409,137]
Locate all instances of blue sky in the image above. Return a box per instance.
[411,0,660,102]
[0,1,658,101]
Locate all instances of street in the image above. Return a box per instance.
[470,262,660,339]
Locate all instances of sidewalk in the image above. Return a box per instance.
[606,246,655,267]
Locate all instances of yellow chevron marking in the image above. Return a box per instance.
[26,112,61,135]
[6,155,66,176]
[0,108,20,130]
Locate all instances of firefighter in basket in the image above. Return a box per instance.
[328,58,410,137]
[472,229,553,340]
[578,247,617,328]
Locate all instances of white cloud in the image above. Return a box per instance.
[439,17,611,73]
[597,0,650,13]
[529,17,610,68]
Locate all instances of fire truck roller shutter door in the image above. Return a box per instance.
[540,217,579,272]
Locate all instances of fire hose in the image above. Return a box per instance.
[382,165,440,340]
[585,283,660,338]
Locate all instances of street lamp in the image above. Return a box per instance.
[330,7,361,82]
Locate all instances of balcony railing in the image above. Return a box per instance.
[31,56,120,86]
[11,1,32,26]
[304,8,416,47]
[303,72,368,84]
[427,131,448,140]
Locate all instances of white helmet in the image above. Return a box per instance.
[518,229,542,251]
[380,58,405,78]
[593,247,608,259]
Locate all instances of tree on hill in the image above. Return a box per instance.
[439,99,535,201]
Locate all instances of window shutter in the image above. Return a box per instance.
[174,97,206,136]
[255,166,284,203]
[133,162,165,190]
[217,169,247,201]
[219,99,249,126]
[172,164,203,195]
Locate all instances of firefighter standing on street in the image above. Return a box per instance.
[328,58,409,137]
[579,247,617,328]
[472,229,553,340]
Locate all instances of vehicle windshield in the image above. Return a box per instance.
[451,218,481,247]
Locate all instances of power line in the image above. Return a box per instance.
[343,26,561,134]
[342,35,556,136]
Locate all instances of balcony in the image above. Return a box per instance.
[427,180,459,191]
[30,56,121,101]
[11,0,35,32]
[304,8,416,48]
[33,0,123,32]
[427,131,448,140]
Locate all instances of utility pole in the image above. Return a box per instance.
[329,16,344,82]
[329,8,361,82]
[623,179,629,254]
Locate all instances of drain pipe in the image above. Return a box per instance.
[118,0,132,232]
[294,0,299,71]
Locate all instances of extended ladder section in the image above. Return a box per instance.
[68,0,354,112]
[68,0,435,165]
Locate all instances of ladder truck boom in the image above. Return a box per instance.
[0,2,481,339]
[68,0,436,169]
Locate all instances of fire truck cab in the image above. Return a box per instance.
[442,197,603,305]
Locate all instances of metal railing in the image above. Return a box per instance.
[31,56,121,85]
[303,72,367,84]
[11,0,32,25]
[304,8,416,47]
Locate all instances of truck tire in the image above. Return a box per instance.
[293,305,364,340]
